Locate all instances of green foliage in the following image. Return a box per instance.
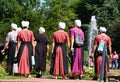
[31,68,36,75]
[0,0,42,41]
[0,65,7,77]
[42,0,77,39]
[0,23,9,42]
[0,75,26,79]
[0,0,120,52]
[85,0,120,52]
[83,50,89,66]
[83,66,94,78]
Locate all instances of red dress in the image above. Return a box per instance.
[50,30,69,75]
[17,29,34,74]
[94,33,111,74]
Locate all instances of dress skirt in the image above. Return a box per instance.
[7,41,16,73]
[50,43,68,75]
[35,43,47,72]
[17,42,32,74]
[96,54,109,75]
[71,48,83,74]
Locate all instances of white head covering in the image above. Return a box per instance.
[16,27,22,33]
[11,23,17,30]
[74,19,81,27]
[58,22,66,29]
[99,27,107,33]
[39,27,45,33]
[21,21,29,28]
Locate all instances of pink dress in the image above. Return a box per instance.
[17,29,34,74]
[70,27,84,74]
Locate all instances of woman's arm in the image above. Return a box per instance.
[17,41,21,51]
[1,41,9,53]
[51,42,55,54]
[32,40,36,55]
[47,44,49,56]
[70,36,74,50]
[91,44,97,57]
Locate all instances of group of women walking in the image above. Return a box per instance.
[1,18,113,82]
[1,19,85,79]
[48,20,84,79]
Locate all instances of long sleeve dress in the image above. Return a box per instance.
[6,31,17,74]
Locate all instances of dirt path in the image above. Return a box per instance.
[0,78,97,82]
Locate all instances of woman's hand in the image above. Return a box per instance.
[1,50,5,55]
[90,53,94,58]
[70,48,74,55]
[46,52,49,56]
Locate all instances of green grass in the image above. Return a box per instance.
[0,75,26,79]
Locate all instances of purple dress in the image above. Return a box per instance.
[70,27,84,73]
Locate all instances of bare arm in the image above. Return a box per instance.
[17,41,21,52]
[32,40,36,55]
[67,41,70,49]
[51,42,55,54]
[70,36,74,49]
[1,41,9,53]
[91,44,97,57]
[108,44,112,59]
[47,44,49,56]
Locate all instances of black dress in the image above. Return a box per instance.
[34,33,49,71]
[7,41,16,73]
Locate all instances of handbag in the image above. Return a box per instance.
[31,55,35,65]
[13,63,18,73]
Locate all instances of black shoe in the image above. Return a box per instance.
[92,77,97,80]
[103,77,106,82]
[68,76,77,79]
[36,74,42,78]
[7,72,12,75]
[78,76,82,80]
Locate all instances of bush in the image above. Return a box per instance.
[0,65,7,77]
[83,66,94,78]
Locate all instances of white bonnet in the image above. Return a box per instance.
[21,21,29,28]
[99,27,107,33]
[39,27,45,33]
[11,23,17,30]
[16,27,22,33]
[74,19,81,27]
[58,22,66,29]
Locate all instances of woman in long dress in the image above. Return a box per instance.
[34,27,49,78]
[1,23,18,75]
[16,21,35,77]
[91,27,112,80]
[69,20,85,79]
[50,22,70,79]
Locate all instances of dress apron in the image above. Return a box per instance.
[50,42,68,75]
[17,41,33,74]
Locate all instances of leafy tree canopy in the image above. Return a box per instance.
[0,0,120,52]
